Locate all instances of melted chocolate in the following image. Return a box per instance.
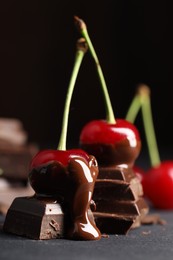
[5,155,101,240]
[81,135,149,234]
[3,196,96,240]
[81,139,141,167]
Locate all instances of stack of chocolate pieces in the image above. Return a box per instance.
[0,118,38,185]
[92,166,149,234]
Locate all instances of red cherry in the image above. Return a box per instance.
[80,119,141,167]
[30,149,89,169]
[80,119,140,144]
[142,161,173,209]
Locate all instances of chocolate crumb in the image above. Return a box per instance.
[101,233,109,238]
[142,230,151,235]
[141,214,167,225]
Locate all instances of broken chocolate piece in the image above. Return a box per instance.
[3,196,65,239]
[94,197,148,216]
[93,178,143,201]
[92,166,149,234]
[94,212,135,235]
[3,196,96,240]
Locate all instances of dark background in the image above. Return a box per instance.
[0,1,173,159]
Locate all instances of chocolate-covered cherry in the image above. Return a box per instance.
[75,17,141,168]
[80,119,141,167]
[75,17,149,232]
[29,152,100,239]
[28,39,101,240]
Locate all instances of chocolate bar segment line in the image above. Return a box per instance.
[98,166,137,182]
[3,196,65,240]
[93,179,143,201]
[94,197,148,215]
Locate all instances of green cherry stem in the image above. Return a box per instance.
[126,84,161,167]
[74,16,115,124]
[57,38,88,150]
[139,85,161,167]
[125,94,141,123]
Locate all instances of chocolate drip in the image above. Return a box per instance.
[81,138,149,235]
[4,155,101,240]
[3,196,96,240]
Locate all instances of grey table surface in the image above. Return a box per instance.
[0,210,173,260]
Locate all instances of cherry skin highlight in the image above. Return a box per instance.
[142,161,173,209]
[80,119,140,144]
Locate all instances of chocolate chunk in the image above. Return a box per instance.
[3,196,96,240]
[3,196,65,239]
[94,198,148,216]
[92,166,149,234]
[93,179,143,201]
[98,167,136,182]
[94,212,135,235]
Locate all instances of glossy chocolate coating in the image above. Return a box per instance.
[81,139,141,167]
[29,155,101,240]
[80,134,148,234]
